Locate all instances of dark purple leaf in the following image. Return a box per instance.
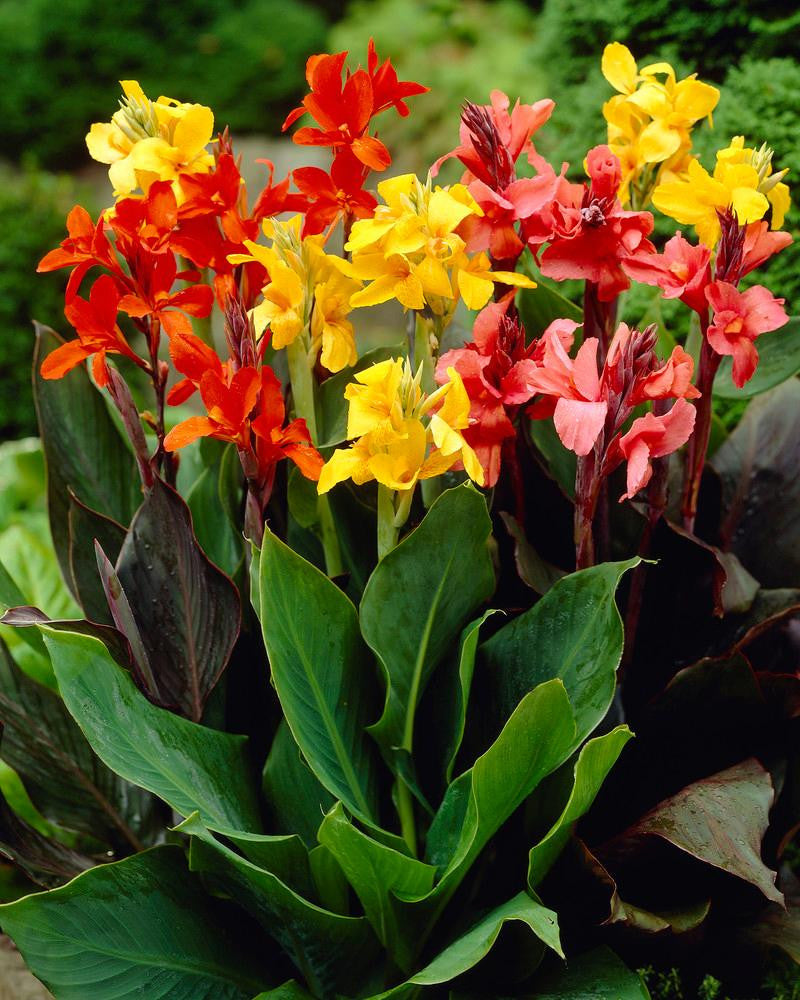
[68,492,127,625]
[115,477,241,722]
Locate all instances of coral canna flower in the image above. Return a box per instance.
[618,398,696,500]
[705,281,789,388]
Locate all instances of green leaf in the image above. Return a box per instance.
[318,801,437,969]
[371,892,562,999]
[427,611,500,788]
[115,478,241,722]
[41,627,262,832]
[318,345,402,447]
[180,813,382,999]
[0,555,49,667]
[361,484,495,770]
[186,442,244,579]
[532,946,650,999]
[714,317,800,398]
[427,680,576,890]
[0,846,270,999]
[32,324,140,593]
[476,560,638,752]
[0,637,154,849]
[262,720,335,849]
[528,726,633,888]
[500,512,566,595]
[517,276,582,338]
[257,530,381,824]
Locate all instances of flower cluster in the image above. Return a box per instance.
[342,174,536,318]
[601,43,719,207]
[36,38,793,564]
[319,357,483,496]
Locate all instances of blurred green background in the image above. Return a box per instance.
[1,0,798,439]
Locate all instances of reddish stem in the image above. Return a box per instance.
[681,314,719,533]
[574,444,604,569]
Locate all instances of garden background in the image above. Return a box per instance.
[0,1,799,996]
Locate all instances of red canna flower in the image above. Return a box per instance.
[251,369,323,482]
[740,220,793,279]
[117,250,214,337]
[37,205,118,301]
[621,231,711,314]
[292,149,377,238]
[282,42,427,172]
[536,146,656,301]
[41,274,145,387]
[165,365,261,450]
[705,280,789,388]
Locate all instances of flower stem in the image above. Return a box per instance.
[377,485,399,560]
[286,337,344,576]
[574,446,603,570]
[681,316,718,533]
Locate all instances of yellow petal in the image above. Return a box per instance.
[427,189,475,235]
[86,122,127,164]
[638,119,682,164]
[730,186,769,225]
[768,183,791,231]
[108,155,138,196]
[393,272,426,310]
[601,43,638,95]
[121,80,148,104]
[320,319,357,373]
[457,268,493,311]
[350,274,404,309]
[415,256,453,299]
[318,447,370,494]
[172,104,214,157]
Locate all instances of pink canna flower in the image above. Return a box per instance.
[435,294,580,485]
[705,281,789,388]
[622,231,711,314]
[617,398,697,501]
[740,220,793,278]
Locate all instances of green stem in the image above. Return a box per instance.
[376,483,418,855]
[377,485,399,560]
[286,337,344,577]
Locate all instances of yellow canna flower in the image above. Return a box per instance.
[251,261,305,349]
[652,137,789,247]
[318,357,484,495]
[455,252,537,311]
[344,172,529,320]
[86,80,214,198]
[230,218,356,366]
[311,271,360,373]
[600,44,719,209]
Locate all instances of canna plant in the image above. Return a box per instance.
[0,36,797,1000]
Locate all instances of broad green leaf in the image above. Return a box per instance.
[532,946,650,999]
[528,726,633,888]
[425,611,500,789]
[217,827,315,900]
[186,443,244,579]
[181,813,382,999]
[517,275,582,338]
[318,345,402,447]
[33,324,140,593]
[42,627,261,832]
[0,846,270,999]
[0,555,49,668]
[371,892,562,999]
[262,720,335,849]
[309,844,350,915]
[500,513,565,595]
[0,523,80,622]
[257,530,381,824]
[624,757,782,903]
[115,477,241,722]
[427,680,576,888]
[361,485,494,769]
[0,637,154,849]
[714,317,800,398]
[476,560,638,752]
[318,801,437,969]
[0,438,45,532]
